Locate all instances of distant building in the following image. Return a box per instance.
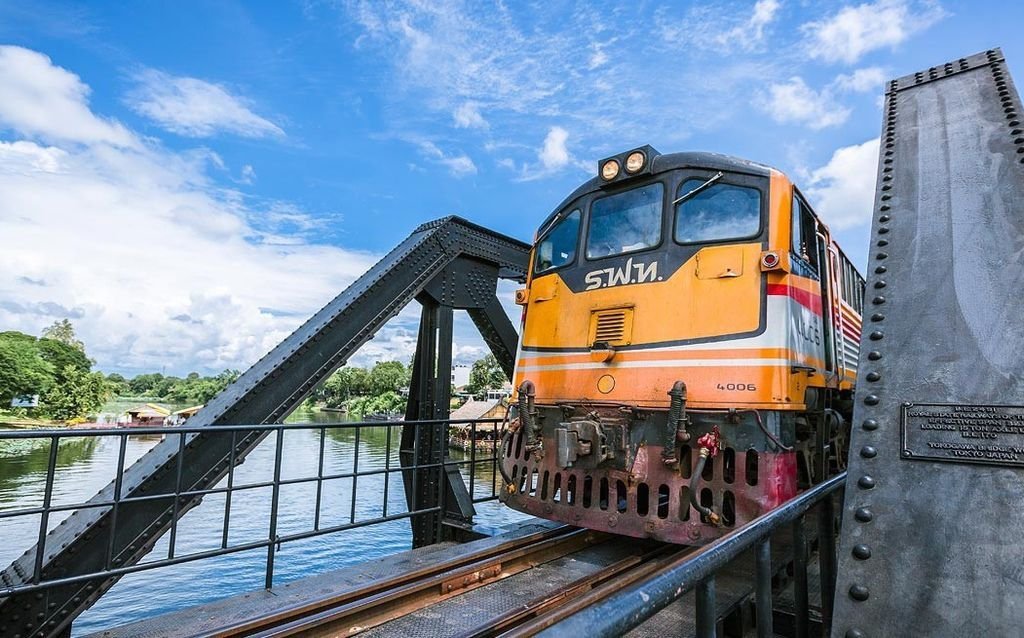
[166,405,203,425]
[124,404,171,426]
[486,383,513,401]
[451,364,471,388]
[10,395,39,408]
[448,398,508,452]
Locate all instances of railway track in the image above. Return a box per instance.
[202,525,693,638]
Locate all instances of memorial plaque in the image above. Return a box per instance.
[901,402,1024,467]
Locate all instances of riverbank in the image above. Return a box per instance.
[0,413,66,429]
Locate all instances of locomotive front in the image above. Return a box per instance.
[498,146,857,545]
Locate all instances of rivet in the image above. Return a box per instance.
[849,584,870,601]
[874,281,886,289]
[876,252,888,260]
[872,296,885,305]
[866,372,881,382]
[877,239,889,247]
[853,546,872,562]
[846,630,866,638]
[858,475,876,489]
[855,507,873,522]
[868,351,882,361]
[861,445,878,458]
[863,418,879,430]
[870,331,884,340]
[871,313,885,321]
[878,226,889,234]
[864,395,879,406]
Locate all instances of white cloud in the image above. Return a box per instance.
[661,0,781,53]
[0,140,67,173]
[0,48,383,375]
[805,138,880,230]
[439,154,477,176]
[539,126,570,170]
[833,66,887,93]
[760,77,851,129]
[802,0,947,65]
[415,139,477,177]
[348,1,776,159]
[453,101,488,129]
[127,69,284,138]
[0,46,136,147]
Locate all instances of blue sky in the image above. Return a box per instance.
[0,0,1020,376]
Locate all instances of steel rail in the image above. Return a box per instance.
[452,544,677,638]
[202,525,594,638]
[491,545,695,638]
[536,472,846,638]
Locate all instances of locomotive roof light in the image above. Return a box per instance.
[598,145,660,188]
[625,150,646,173]
[601,159,620,181]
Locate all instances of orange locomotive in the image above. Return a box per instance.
[499,146,864,544]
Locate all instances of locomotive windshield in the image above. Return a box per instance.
[586,183,663,259]
[674,180,761,244]
[534,208,580,273]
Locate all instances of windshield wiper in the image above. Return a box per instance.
[672,171,724,206]
[536,209,569,241]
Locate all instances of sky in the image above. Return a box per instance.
[0,0,1020,377]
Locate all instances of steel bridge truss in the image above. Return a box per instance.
[0,216,530,638]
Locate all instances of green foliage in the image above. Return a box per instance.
[466,355,507,398]
[163,369,240,404]
[41,319,85,352]
[0,332,54,404]
[37,337,91,375]
[127,372,165,396]
[41,365,109,421]
[368,360,410,395]
[347,391,406,418]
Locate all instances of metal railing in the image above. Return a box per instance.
[539,472,847,638]
[0,417,506,599]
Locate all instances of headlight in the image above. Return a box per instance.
[601,159,620,181]
[625,151,646,173]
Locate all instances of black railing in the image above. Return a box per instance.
[0,418,506,599]
[539,472,847,638]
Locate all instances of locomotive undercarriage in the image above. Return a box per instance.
[499,395,849,545]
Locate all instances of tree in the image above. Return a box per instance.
[37,337,90,375]
[128,373,164,396]
[466,355,507,398]
[369,361,409,396]
[41,319,85,352]
[0,333,54,404]
[41,365,108,421]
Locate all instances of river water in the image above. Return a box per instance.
[0,408,525,635]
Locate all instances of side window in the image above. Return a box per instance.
[792,196,819,270]
[534,209,580,274]
[675,181,760,244]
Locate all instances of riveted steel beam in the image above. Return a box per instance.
[833,49,1024,637]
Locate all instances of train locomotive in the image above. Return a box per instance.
[498,146,864,545]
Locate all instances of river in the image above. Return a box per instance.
[0,406,526,635]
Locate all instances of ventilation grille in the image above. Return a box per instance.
[590,308,633,346]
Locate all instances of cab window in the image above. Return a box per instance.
[534,209,580,274]
[586,183,663,259]
[674,181,760,244]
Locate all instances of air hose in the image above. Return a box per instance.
[689,426,723,526]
